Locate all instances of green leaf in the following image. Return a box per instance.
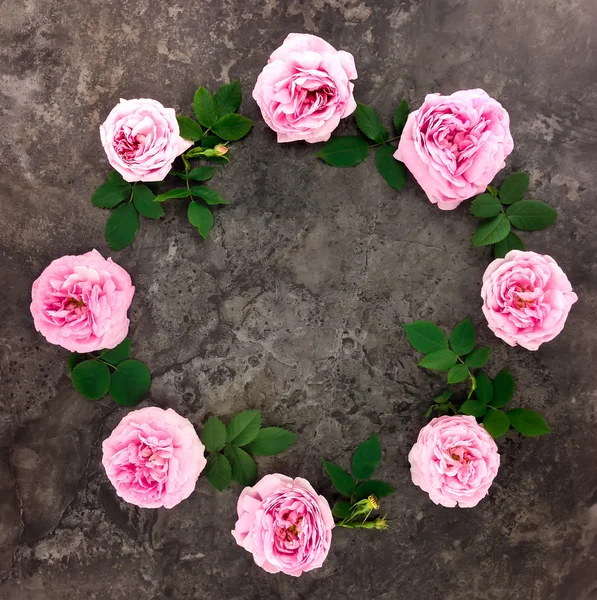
[393,99,409,134]
[187,167,217,182]
[472,214,511,247]
[354,480,396,501]
[506,200,558,231]
[459,400,488,417]
[375,145,406,191]
[176,115,203,142]
[200,416,227,452]
[351,434,382,479]
[68,353,85,373]
[169,170,188,180]
[109,359,151,406]
[105,203,139,251]
[190,186,228,205]
[483,410,510,438]
[243,427,297,456]
[100,338,131,366]
[494,232,525,258]
[487,184,499,198]
[447,364,469,384]
[471,194,502,218]
[194,86,218,127]
[507,408,551,436]
[434,390,453,404]
[475,372,493,404]
[418,348,458,371]
[499,172,529,204]
[465,347,491,369]
[212,113,253,141]
[202,135,225,149]
[214,80,242,117]
[224,445,257,486]
[332,501,352,519]
[402,321,448,354]
[355,103,388,143]
[154,188,190,203]
[132,185,164,219]
[72,360,111,400]
[226,410,261,446]
[91,178,131,208]
[490,368,515,408]
[206,452,232,491]
[450,318,476,355]
[188,201,214,239]
[322,461,356,497]
[424,406,434,417]
[316,136,369,167]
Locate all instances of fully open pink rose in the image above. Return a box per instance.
[232,473,334,576]
[100,98,193,182]
[395,89,514,210]
[481,250,578,350]
[102,407,206,509]
[253,33,357,143]
[30,249,134,353]
[409,415,500,508]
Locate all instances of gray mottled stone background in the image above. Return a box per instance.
[1,0,596,598]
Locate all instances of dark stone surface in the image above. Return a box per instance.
[1,0,596,598]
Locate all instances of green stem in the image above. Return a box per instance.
[96,357,117,370]
[370,135,401,148]
[456,355,476,400]
[128,183,136,202]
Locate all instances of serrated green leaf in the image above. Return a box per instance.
[206,452,232,491]
[450,318,476,355]
[354,480,396,501]
[351,434,381,480]
[393,99,409,134]
[506,200,558,231]
[472,214,511,247]
[355,103,388,143]
[72,360,111,400]
[133,185,164,219]
[459,400,488,417]
[332,501,352,519]
[243,427,297,456]
[214,80,242,117]
[499,172,529,204]
[418,348,458,371]
[187,167,217,182]
[447,364,469,384]
[200,416,227,452]
[194,86,218,128]
[489,368,515,408]
[190,186,228,205]
[100,338,131,366]
[465,347,491,369]
[188,201,214,239]
[471,194,502,218]
[224,445,257,486]
[375,145,406,191]
[507,408,551,436]
[475,372,493,404]
[316,136,369,167]
[212,113,253,141]
[91,178,131,208]
[403,321,448,354]
[226,410,261,446]
[494,232,525,258]
[68,353,85,373]
[483,409,510,438]
[109,359,151,406]
[176,115,203,142]
[323,461,356,497]
[105,203,139,251]
[154,188,190,203]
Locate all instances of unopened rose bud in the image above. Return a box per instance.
[214,144,228,156]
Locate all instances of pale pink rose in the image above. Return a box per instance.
[409,415,500,508]
[102,407,206,509]
[100,98,193,182]
[395,89,514,210]
[30,249,134,353]
[232,473,335,576]
[253,33,357,143]
[481,250,578,351]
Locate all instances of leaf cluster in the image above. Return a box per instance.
[69,338,151,406]
[316,100,409,192]
[200,410,297,491]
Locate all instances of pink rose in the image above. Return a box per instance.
[102,407,206,509]
[395,89,514,210]
[232,473,334,576]
[409,415,500,508]
[253,33,357,143]
[481,250,578,351]
[100,98,193,182]
[30,249,134,353]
